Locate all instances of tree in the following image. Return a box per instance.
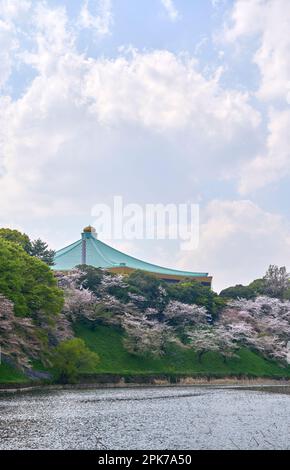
[29,238,55,266]
[214,325,239,362]
[219,284,256,300]
[100,272,130,303]
[75,265,103,294]
[263,265,289,299]
[167,280,225,319]
[218,296,290,363]
[122,313,172,357]
[219,278,267,300]
[52,338,100,383]
[0,228,31,252]
[0,238,63,318]
[127,270,169,313]
[163,300,209,328]
[0,294,43,369]
[220,278,269,301]
[187,327,219,362]
[187,326,238,363]
[221,266,290,301]
[0,227,55,266]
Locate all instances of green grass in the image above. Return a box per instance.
[3,321,290,385]
[74,322,290,378]
[0,362,28,384]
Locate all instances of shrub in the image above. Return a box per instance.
[52,338,100,383]
[0,238,63,318]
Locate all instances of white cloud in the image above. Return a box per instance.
[83,51,260,132]
[220,0,290,193]
[0,0,31,19]
[239,108,290,193]
[1,0,288,290]
[177,200,290,291]
[0,19,16,89]
[160,0,180,22]
[0,0,31,89]
[0,43,261,222]
[224,0,290,103]
[22,2,75,76]
[79,0,113,37]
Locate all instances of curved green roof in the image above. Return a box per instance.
[53,231,209,279]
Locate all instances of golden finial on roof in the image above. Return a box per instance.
[83,225,96,233]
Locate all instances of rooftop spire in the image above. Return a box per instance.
[83,225,96,233]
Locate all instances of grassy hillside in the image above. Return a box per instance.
[0,362,28,384]
[2,322,290,385]
[74,322,290,378]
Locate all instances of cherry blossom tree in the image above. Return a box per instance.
[55,268,84,290]
[122,313,172,357]
[163,300,209,328]
[54,271,290,364]
[187,327,219,362]
[100,273,128,293]
[218,296,290,363]
[0,295,43,369]
[263,265,289,299]
[63,286,96,320]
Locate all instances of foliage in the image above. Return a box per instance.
[74,322,290,378]
[0,362,28,384]
[220,265,290,301]
[0,294,44,369]
[3,228,290,382]
[56,269,100,327]
[57,269,290,366]
[219,283,258,300]
[163,300,209,328]
[0,228,55,266]
[52,338,100,383]
[122,313,172,357]
[187,327,219,361]
[0,238,63,317]
[126,270,169,312]
[167,280,225,319]
[188,325,239,363]
[218,296,290,363]
[263,265,289,299]
[29,238,55,266]
[75,265,103,294]
[100,272,131,303]
[0,228,31,252]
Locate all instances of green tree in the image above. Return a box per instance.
[0,238,63,317]
[0,228,32,252]
[220,267,290,301]
[76,265,103,294]
[167,280,225,319]
[0,228,55,266]
[220,279,266,300]
[127,270,169,312]
[219,284,256,300]
[52,338,100,383]
[29,238,55,266]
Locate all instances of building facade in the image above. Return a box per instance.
[53,226,212,286]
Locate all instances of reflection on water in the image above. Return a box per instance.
[0,386,290,450]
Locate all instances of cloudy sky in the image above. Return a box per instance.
[1,0,290,291]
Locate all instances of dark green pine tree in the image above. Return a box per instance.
[29,238,55,266]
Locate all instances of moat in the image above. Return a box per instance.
[0,385,290,450]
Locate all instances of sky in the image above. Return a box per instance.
[1,0,290,292]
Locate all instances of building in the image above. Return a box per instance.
[53,226,212,286]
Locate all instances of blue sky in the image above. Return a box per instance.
[0,0,290,291]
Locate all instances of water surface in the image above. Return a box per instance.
[0,386,289,450]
